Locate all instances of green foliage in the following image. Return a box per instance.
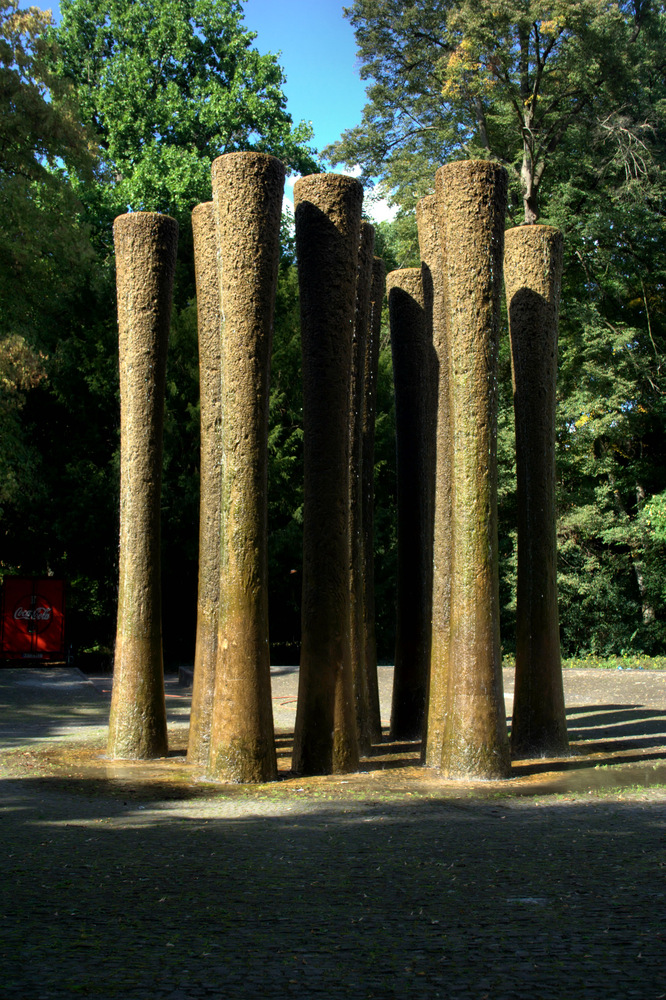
[639,490,666,543]
[372,339,398,657]
[551,122,666,652]
[265,263,304,660]
[1,0,322,660]
[330,1,661,223]
[502,650,666,669]
[334,0,666,656]
[52,0,318,230]
[0,334,47,520]
[0,0,99,592]
[372,213,420,273]
[0,2,95,334]
[561,652,666,670]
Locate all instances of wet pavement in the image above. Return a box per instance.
[0,664,664,998]
[2,664,664,795]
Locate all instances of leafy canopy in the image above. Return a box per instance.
[0,0,95,334]
[328,1,660,222]
[13,0,321,657]
[0,1,96,516]
[53,0,319,222]
[331,1,666,653]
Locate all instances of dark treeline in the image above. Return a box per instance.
[1,0,665,665]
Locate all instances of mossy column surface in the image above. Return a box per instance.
[293,173,363,776]
[435,160,511,779]
[207,152,284,783]
[361,257,386,741]
[418,193,451,760]
[188,202,222,767]
[108,211,177,760]
[350,222,378,753]
[388,268,434,741]
[504,225,568,758]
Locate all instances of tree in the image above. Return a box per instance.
[330,1,666,657]
[2,0,320,663]
[0,1,95,327]
[553,175,666,654]
[0,333,46,520]
[0,1,97,577]
[328,1,661,223]
[267,254,306,663]
[52,0,317,229]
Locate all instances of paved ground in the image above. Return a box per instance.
[0,665,664,999]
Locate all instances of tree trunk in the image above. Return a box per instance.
[521,152,540,224]
[292,173,363,776]
[504,224,569,758]
[108,212,177,760]
[635,484,656,623]
[206,152,284,783]
[187,202,222,768]
[520,109,540,225]
[432,160,511,780]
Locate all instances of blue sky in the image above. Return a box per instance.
[22,0,368,159]
[243,0,367,156]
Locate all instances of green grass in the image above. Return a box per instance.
[502,653,666,671]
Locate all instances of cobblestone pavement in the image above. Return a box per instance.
[0,667,665,999]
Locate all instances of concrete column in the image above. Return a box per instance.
[388,267,434,741]
[350,222,378,753]
[108,211,177,759]
[434,160,511,779]
[361,257,386,741]
[418,193,451,761]
[207,152,284,783]
[292,173,363,775]
[187,202,222,768]
[504,224,568,758]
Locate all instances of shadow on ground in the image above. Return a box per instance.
[1,668,665,998]
[0,776,664,1000]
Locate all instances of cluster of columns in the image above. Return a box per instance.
[388,160,569,777]
[108,157,386,780]
[108,153,568,782]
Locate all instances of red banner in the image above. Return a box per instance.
[1,578,66,659]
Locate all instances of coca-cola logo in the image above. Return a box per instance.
[14,606,52,621]
[13,595,53,634]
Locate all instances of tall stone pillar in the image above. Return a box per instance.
[418,194,452,761]
[206,152,284,783]
[350,222,378,753]
[361,257,386,741]
[504,225,568,758]
[108,211,177,760]
[388,267,434,740]
[292,173,363,775]
[187,202,222,768]
[434,160,511,779]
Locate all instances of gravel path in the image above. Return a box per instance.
[0,666,664,999]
